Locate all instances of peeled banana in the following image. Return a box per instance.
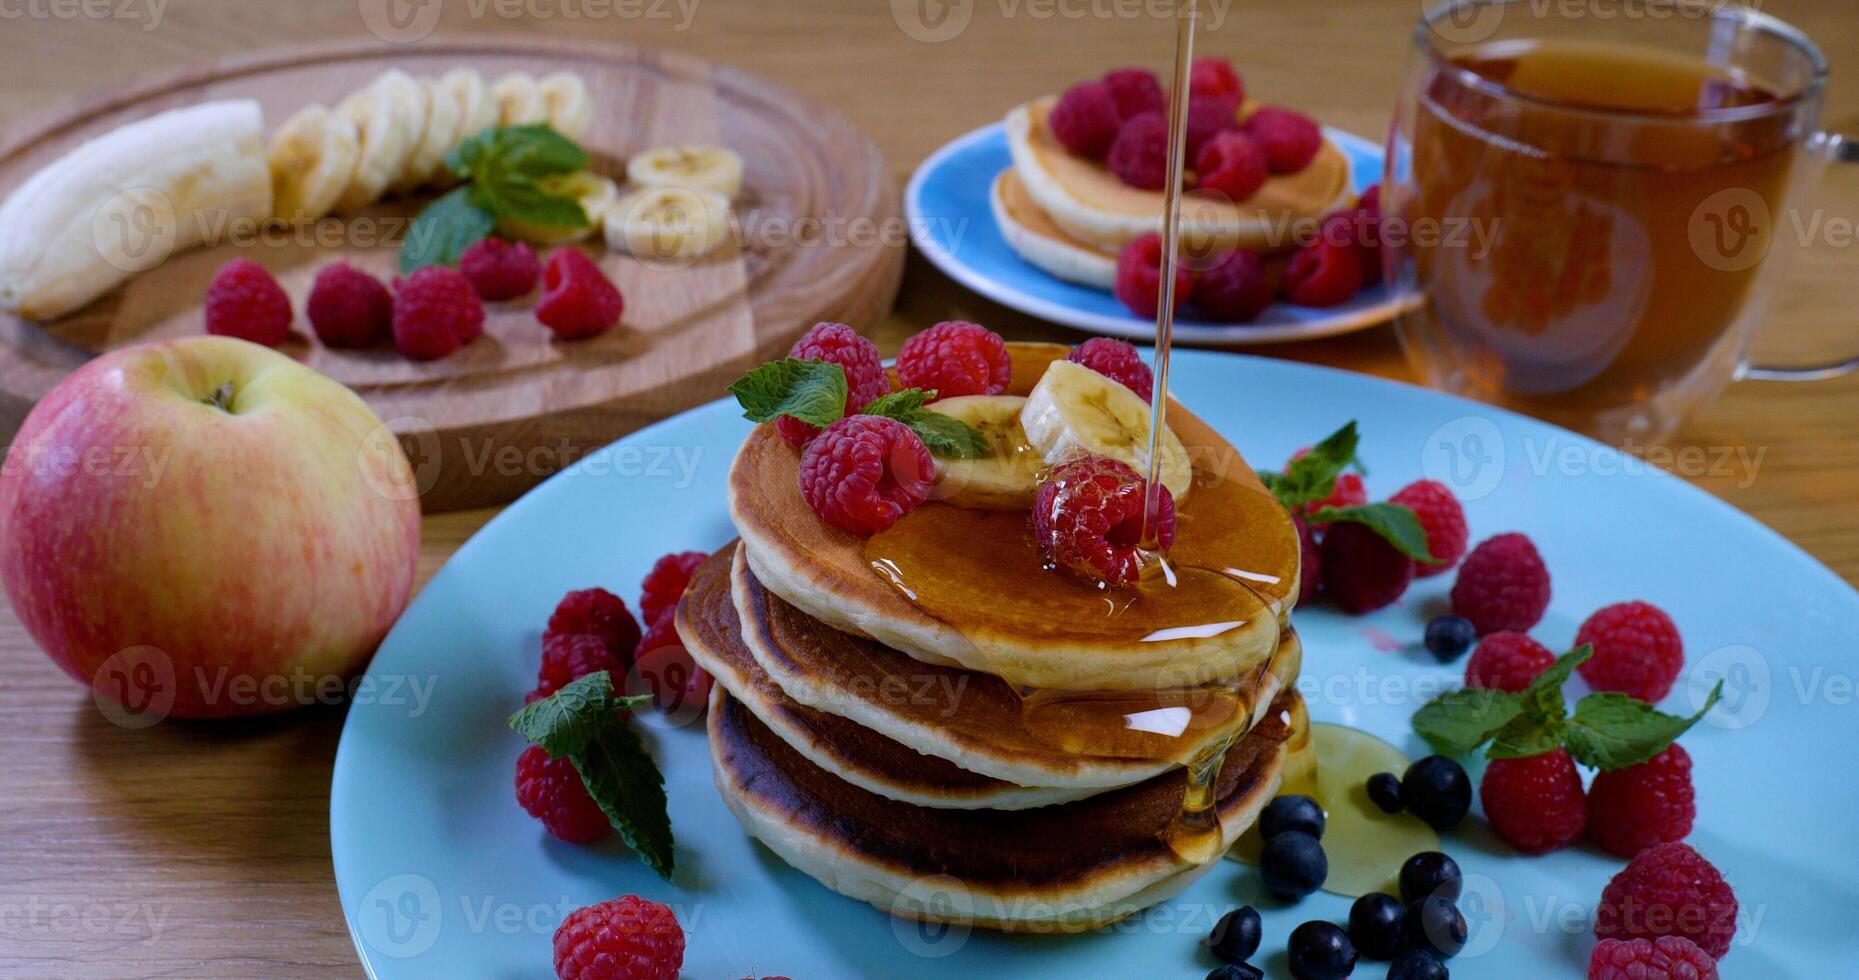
[537,71,594,143]
[1020,360,1192,501]
[498,171,618,246]
[625,145,743,199]
[268,103,360,223]
[606,185,732,263]
[926,395,1049,510]
[491,72,550,126]
[396,76,463,192]
[335,69,424,212]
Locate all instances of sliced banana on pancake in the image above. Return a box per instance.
[498,171,617,245]
[491,71,550,126]
[626,145,744,199]
[1020,359,1192,501]
[334,70,423,212]
[268,103,360,223]
[925,395,1048,510]
[606,185,732,262]
[396,76,462,192]
[537,71,593,142]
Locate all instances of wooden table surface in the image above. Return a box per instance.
[0,0,1854,975]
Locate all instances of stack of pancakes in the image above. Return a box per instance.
[678,343,1311,932]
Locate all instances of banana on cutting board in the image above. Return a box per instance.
[491,72,551,126]
[606,185,732,262]
[334,69,425,213]
[268,103,361,223]
[626,145,744,199]
[498,172,619,246]
[0,100,270,321]
[1020,359,1192,501]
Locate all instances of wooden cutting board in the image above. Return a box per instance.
[0,36,904,511]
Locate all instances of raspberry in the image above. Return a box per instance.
[515,745,609,844]
[1194,130,1267,203]
[524,681,558,706]
[1321,209,1382,285]
[1595,842,1738,959]
[547,588,643,662]
[1388,479,1469,576]
[1320,519,1415,613]
[777,321,889,446]
[797,415,934,535]
[1183,96,1240,163]
[1294,515,1321,606]
[539,632,624,692]
[536,248,624,340]
[1114,232,1194,318]
[896,320,1010,399]
[392,266,484,360]
[1283,453,1367,525]
[1189,57,1244,104]
[1066,337,1153,402]
[1101,67,1165,120]
[459,237,540,301]
[634,615,714,715]
[1451,533,1552,635]
[1282,238,1365,307]
[1244,106,1323,173]
[1480,748,1587,854]
[305,262,391,347]
[1049,81,1123,158]
[640,551,708,626]
[1464,631,1555,693]
[1589,937,1719,980]
[1576,601,1684,702]
[1032,456,1174,586]
[1194,249,1273,323]
[1588,744,1696,858]
[553,895,684,980]
[204,258,292,347]
[1107,111,1170,190]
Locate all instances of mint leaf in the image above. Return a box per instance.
[1566,681,1722,771]
[507,672,651,759]
[1487,712,1567,759]
[1412,687,1521,755]
[1260,421,1360,509]
[571,722,674,879]
[1309,502,1434,562]
[729,359,849,428]
[863,388,990,459]
[1526,645,1592,697]
[400,186,497,272]
[494,123,590,180]
[474,177,588,229]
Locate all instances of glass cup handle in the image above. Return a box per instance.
[1742,132,1859,382]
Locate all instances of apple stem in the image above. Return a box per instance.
[205,382,236,413]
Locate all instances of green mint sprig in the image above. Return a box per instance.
[728,359,988,459]
[400,123,592,273]
[1412,646,1724,770]
[508,672,673,879]
[1260,421,1435,564]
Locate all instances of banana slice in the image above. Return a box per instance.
[1020,359,1192,502]
[537,71,593,142]
[491,72,549,126]
[498,171,618,246]
[441,67,498,150]
[396,76,462,192]
[625,145,743,199]
[606,185,732,264]
[268,103,360,223]
[925,396,1048,510]
[335,70,423,212]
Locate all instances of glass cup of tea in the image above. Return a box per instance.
[1383,0,1858,443]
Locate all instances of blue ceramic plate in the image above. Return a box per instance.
[332,352,1858,978]
[905,124,1421,345]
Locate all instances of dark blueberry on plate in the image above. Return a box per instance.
[1401,756,1471,831]
[1347,891,1404,960]
[1206,964,1263,980]
[1288,920,1357,980]
[1259,830,1328,900]
[1423,615,1477,662]
[1260,794,1326,841]
[1367,771,1404,814]
[1399,851,1463,905]
[1403,895,1468,960]
[1388,948,1449,980]
[1208,905,1262,963]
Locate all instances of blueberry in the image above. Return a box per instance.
[1260,794,1325,841]
[1401,756,1471,831]
[1367,772,1404,814]
[1347,891,1404,960]
[1388,948,1450,980]
[1205,964,1263,980]
[1424,615,1477,662]
[1403,895,1468,959]
[1208,905,1261,963]
[1288,920,1357,980]
[1259,830,1328,900]
[1399,851,1463,905]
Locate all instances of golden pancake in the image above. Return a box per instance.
[990,168,1119,289]
[709,685,1303,932]
[731,342,1301,693]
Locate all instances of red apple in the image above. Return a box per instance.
[0,336,421,720]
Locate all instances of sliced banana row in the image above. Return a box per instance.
[267,68,596,222]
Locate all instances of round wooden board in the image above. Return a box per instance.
[0,36,903,511]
